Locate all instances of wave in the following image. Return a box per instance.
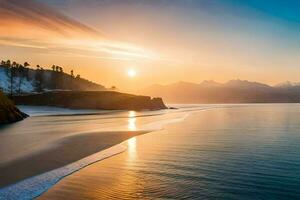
[0,144,127,200]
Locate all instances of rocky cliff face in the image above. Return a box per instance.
[0,92,28,124]
[13,91,167,110]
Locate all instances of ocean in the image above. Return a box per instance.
[1,104,300,199]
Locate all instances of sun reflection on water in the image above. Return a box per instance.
[128,111,137,131]
[127,137,137,163]
[127,137,137,153]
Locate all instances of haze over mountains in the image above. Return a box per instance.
[140,80,300,103]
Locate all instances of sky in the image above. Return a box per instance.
[0,0,300,91]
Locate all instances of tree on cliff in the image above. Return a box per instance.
[5,60,16,97]
[34,66,45,92]
[23,62,30,81]
[1,60,105,93]
[17,64,25,94]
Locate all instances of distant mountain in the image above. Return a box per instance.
[140,80,300,103]
[275,81,300,89]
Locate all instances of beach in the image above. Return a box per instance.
[0,129,146,188]
[0,105,194,194]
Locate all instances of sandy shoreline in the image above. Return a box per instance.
[0,130,146,188]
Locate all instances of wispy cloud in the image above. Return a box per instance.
[0,0,101,36]
[0,0,157,61]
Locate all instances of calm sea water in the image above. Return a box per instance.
[0,104,220,199]
[40,104,300,200]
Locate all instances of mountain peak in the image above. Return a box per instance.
[200,80,221,87]
[225,79,271,88]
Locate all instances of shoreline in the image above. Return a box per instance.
[0,105,208,199]
[0,130,147,189]
[38,104,300,200]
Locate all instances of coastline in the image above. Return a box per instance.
[38,104,300,200]
[0,104,210,199]
[0,130,147,188]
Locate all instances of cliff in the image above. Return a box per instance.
[0,92,28,124]
[13,91,167,110]
[0,65,106,95]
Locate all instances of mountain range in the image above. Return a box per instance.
[139,80,300,103]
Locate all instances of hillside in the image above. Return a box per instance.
[0,61,106,95]
[13,91,167,110]
[0,91,28,124]
[140,80,300,103]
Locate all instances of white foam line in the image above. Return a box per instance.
[0,144,127,200]
[0,106,224,200]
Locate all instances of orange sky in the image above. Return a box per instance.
[0,0,300,91]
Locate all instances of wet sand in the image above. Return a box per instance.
[0,130,146,188]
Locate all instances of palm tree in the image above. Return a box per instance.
[12,61,17,68]
[17,64,24,94]
[24,62,30,68]
[8,62,15,97]
[6,60,11,67]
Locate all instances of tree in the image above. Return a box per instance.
[24,62,30,67]
[51,66,58,89]
[20,62,30,81]
[6,60,11,67]
[12,61,17,68]
[34,67,44,92]
[111,86,117,91]
[6,61,15,97]
[70,70,74,78]
[17,64,25,94]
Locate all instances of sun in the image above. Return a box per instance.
[127,69,137,78]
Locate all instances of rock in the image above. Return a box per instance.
[0,92,28,124]
[13,91,167,110]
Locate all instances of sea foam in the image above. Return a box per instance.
[0,105,218,199]
[0,144,126,200]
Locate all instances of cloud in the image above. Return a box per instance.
[0,0,155,61]
[0,0,102,37]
